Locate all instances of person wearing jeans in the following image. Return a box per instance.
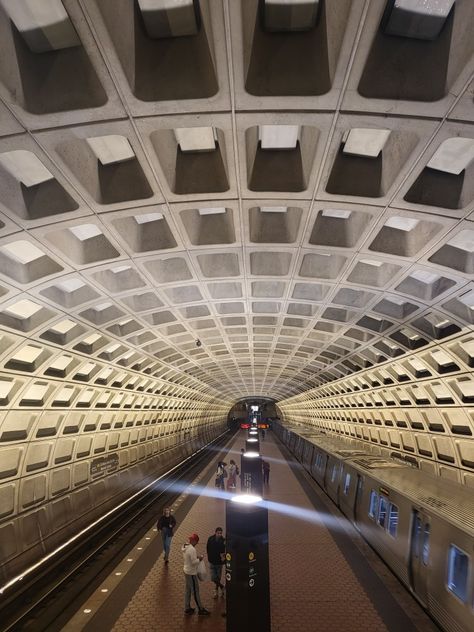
[206,527,226,597]
[156,507,176,563]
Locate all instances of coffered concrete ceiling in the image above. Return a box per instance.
[0,0,473,403]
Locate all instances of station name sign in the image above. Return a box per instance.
[90,453,119,477]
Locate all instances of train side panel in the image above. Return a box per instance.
[426,519,474,632]
[354,471,412,586]
[275,422,474,632]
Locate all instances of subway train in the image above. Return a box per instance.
[275,422,474,632]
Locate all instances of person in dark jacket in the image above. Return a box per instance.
[206,527,226,598]
[262,460,270,484]
[215,462,227,490]
[157,506,177,563]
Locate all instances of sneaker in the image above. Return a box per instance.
[184,608,195,615]
[198,609,211,616]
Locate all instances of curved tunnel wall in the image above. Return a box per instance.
[0,0,474,589]
[279,327,474,487]
[0,328,230,584]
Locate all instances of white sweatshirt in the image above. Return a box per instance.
[182,543,200,575]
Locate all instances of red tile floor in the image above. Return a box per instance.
[66,431,439,632]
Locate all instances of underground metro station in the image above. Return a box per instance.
[0,1,473,631]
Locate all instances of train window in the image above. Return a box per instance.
[447,545,469,603]
[388,503,398,537]
[422,524,430,565]
[331,464,338,483]
[378,497,388,528]
[369,490,378,518]
[343,473,351,495]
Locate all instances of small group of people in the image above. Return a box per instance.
[156,450,271,616]
[182,528,226,615]
[215,459,239,491]
[157,507,226,616]
[216,452,270,490]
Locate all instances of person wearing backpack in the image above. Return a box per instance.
[215,461,227,490]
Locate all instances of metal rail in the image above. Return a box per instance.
[0,431,233,632]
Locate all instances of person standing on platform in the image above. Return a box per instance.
[227,459,237,490]
[156,506,176,564]
[215,461,227,491]
[262,459,270,484]
[261,427,266,440]
[206,527,226,598]
[182,534,210,616]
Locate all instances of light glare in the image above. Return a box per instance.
[231,494,263,505]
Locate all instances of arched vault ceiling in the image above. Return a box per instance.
[0,0,473,402]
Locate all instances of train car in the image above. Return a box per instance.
[301,435,376,498]
[324,449,384,506]
[353,461,474,632]
[276,422,474,632]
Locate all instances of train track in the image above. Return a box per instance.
[0,431,234,632]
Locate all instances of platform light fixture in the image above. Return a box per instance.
[231,493,263,504]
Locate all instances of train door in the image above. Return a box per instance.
[408,509,431,606]
[305,445,314,471]
[353,474,364,524]
[322,454,330,488]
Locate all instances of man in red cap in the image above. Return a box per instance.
[182,533,210,616]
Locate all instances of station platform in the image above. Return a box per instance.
[64,431,439,632]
